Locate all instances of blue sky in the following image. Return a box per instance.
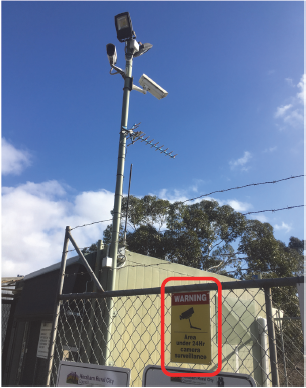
[2,1,304,277]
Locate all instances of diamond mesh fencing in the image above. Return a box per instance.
[271,286,304,387]
[50,284,303,387]
[2,302,12,352]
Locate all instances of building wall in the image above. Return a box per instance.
[107,250,267,386]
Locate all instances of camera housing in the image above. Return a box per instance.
[106,43,118,65]
[139,74,168,100]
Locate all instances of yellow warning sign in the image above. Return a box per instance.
[171,291,211,365]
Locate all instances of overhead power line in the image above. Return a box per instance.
[71,218,113,231]
[70,174,303,230]
[242,205,304,216]
[180,174,304,204]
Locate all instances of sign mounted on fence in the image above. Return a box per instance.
[36,321,52,359]
[171,291,211,365]
[56,361,131,387]
[142,365,257,387]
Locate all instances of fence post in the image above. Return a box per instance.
[88,240,104,363]
[264,287,280,387]
[277,310,288,387]
[46,226,70,387]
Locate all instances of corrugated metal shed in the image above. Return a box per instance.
[115,250,237,290]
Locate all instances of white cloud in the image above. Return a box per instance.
[263,146,277,153]
[2,181,115,277]
[249,214,269,223]
[2,138,32,175]
[285,78,294,87]
[229,151,252,171]
[297,74,305,103]
[274,74,304,129]
[283,109,304,127]
[274,221,292,233]
[156,187,252,213]
[155,188,190,203]
[226,200,251,212]
[275,104,293,118]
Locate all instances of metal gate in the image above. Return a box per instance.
[48,277,304,387]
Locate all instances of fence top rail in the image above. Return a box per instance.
[58,275,304,301]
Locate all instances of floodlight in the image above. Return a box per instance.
[134,43,153,58]
[115,12,135,42]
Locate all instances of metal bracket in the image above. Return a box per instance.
[124,76,133,91]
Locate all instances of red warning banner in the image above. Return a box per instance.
[172,291,209,306]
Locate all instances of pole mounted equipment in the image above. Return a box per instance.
[121,124,177,159]
[115,12,136,42]
[105,11,169,366]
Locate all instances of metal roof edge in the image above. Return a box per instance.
[23,255,80,281]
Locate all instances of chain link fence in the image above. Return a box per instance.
[50,282,303,387]
[272,286,304,387]
[2,301,13,352]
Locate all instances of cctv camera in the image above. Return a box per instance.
[106,43,117,65]
[139,74,168,100]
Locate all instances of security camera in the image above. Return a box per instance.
[106,43,117,65]
[139,74,168,100]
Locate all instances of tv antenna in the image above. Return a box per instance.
[121,123,177,159]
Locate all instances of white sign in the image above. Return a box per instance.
[56,361,130,387]
[142,365,256,387]
[36,321,52,359]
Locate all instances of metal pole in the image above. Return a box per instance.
[88,240,104,363]
[278,310,288,387]
[46,226,70,387]
[264,287,280,387]
[124,164,133,243]
[105,43,134,366]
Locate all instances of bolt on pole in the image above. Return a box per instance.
[104,43,134,365]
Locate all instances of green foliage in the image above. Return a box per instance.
[238,221,304,279]
[82,243,98,255]
[120,195,170,231]
[99,195,303,280]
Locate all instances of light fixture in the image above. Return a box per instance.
[133,43,153,58]
[115,12,135,42]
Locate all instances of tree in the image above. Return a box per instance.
[82,243,99,255]
[164,200,246,271]
[97,195,303,282]
[102,196,247,272]
[238,222,303,279]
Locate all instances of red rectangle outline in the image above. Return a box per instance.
[161,277,222,377]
